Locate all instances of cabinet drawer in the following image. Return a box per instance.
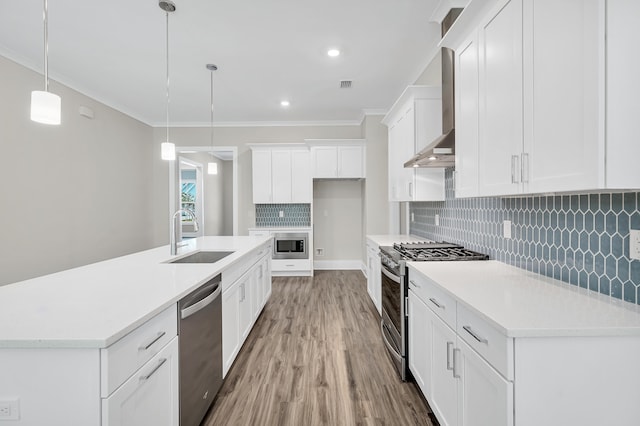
[408,269,456,330]
[100,305,178,397]
[102,337,179,426]
[272,258,311,271]
[456,303,514,380]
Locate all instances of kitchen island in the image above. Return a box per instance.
[0,236,272,426]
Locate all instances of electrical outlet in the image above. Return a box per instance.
[278,210,284,218]
[503,220,512,239]
[630,229,640,261]
[316,248,324,257]
[435,214,440,226]
[411,212,415,222]
[0,399,19,420]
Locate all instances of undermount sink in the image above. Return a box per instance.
[168,250,235,264]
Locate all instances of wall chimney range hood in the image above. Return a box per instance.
[405,8,462,169]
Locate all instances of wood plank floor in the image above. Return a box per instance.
[203,270,437,426]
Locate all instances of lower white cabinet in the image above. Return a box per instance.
[222,249,272,377]
[366,243,381,315]
[102,337,179,426]
[456,338,513,426]
[408,269,513,426]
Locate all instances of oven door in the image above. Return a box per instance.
[380,263,407,380]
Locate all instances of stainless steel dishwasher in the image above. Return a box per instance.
[178,274,222,426]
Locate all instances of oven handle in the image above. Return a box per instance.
[381,266,402,284]
[380,321,403,362]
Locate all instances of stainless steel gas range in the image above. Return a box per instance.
[379,241,489,381]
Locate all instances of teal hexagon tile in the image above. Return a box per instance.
[611,193,623,213]
[632,261,640,285]
[589,273,599,292]
[624,282,636,304]
[600,193,611,212]
[611,278,623,299]
[618,258,630,282]
[623,192,636,215]
[600,276,610,296]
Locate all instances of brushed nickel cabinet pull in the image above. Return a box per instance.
[139,331,166,351]
[139,358,167,381]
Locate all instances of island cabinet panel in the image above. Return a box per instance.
[0,348,101,426]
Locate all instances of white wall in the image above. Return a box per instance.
[313,180,363,262]
[0,56,155,286]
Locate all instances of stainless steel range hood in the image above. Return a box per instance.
[405,9,461,169]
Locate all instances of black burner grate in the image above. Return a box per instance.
[392,242,489,261]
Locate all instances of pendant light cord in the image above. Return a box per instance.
[210,69,214,147]
[43,0,49,92]
[165,11,170,144]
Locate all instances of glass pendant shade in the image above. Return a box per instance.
[161,142,176,161]
[30,90,61,125]
[207,162,218,175]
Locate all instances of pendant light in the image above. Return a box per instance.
[206,64,218,175]
[31,0,61,125]
[160,0,176,161]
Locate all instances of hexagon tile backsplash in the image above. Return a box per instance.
[255,204,311,227]
[410,169,640,305]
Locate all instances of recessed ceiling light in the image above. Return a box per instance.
[428,155,437,161]
[280,100,290,107]
[327,49,340,57]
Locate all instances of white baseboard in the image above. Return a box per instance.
[313,260,362,270]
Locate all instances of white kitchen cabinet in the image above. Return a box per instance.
[102,337,179,426]
[453,0,639,197]
[408,289,432,400]
[429,307,459,426]
[477,0,523,197]
[456,338,513,426]
[222,281,242,376]
[383,86,445,202]
[454,33,480,198]
[408,267,512,426]
[250,144,311,204]
[366,239,381,315]
[307,140,366,179]
[222,246,272,377]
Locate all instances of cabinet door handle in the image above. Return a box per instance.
[429,298,444,309]
[452,348,461,379]
[511,155,520,184]
[409,279,420,289]
[139,357,167,381]
[463,325,488,344]
[139,331,166,351]
[446,341,454,371]
[522,152,529,183]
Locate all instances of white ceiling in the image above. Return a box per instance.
[0,0,443,126]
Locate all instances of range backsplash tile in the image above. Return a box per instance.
[255,204,311,227]
[410,168,640,305]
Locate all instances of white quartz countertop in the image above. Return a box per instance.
[408,261,640,338]
[366,234,429,247]
[0,236,271,349]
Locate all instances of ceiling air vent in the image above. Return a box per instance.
[340,80,352,89]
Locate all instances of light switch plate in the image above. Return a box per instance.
[630,229,640,261]
[278,210,284,218]
[503,220,512,239]
[435,214,440,226]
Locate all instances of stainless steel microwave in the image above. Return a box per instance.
[272,232,308,259]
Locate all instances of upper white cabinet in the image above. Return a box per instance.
[383,86,445,202]
[250,144,312,204]
[306,139,366,179]
[452,0,640,197]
